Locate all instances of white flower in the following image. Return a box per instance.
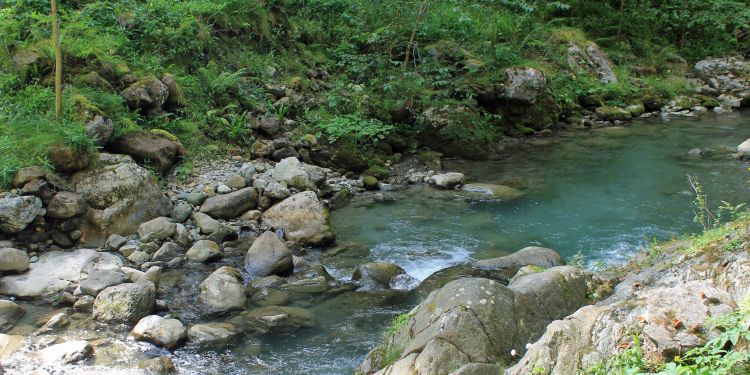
[526,343,532,350]
[511,349,517,357]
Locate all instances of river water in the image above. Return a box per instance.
[6,113,750,374]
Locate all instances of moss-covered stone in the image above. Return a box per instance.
[362,176,379,190]
[625,103,645,117]
[362,165,389,180]
[695,94,720,109]
[595,106,631,121]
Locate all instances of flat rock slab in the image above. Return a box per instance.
[0,249,122,298]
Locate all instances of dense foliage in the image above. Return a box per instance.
[0,0,748,184]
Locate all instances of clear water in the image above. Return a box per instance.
[6,113,750,375]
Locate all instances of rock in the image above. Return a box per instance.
[187,322,241,345]
[51,231,74,248]
[251,287,291,307]
[48,144,90,172]
[137,217,176,243]
[12,166,45,188]
[105,234,128,251]
[34,312,70,335]
[21,178,55,203]
[352,262,410,291]
[244,231,293,277]
[595,106,631,121]
[198,266,246,315]
[199,187,259,219]
[226,174,246,190]
[186,240,221,263]
[502,67,547,103]
[271,157,313,189]
[0,334,23,359]
[128,250,149,265]
[173,224,189,247]
[80,268,129,296]
[241,210,262,222]
[73,295,95,312]
[473,246,565,275]
[233,306,316,334]
[262,191,335,246]
[92,281,155,324]
[120,75,169,110]
[193,212,221,234]
[0,249,121,298]
[625,103,645,117]
[737,138,750,158]
[37,340,93,364]
[187,192,208,206]
[207,225,237,243]
[161,73,185,108]
[264,181,291,200]
[362,176,379,190]
[109,132,185,173]
[360,267,590,374]
[85,116,114,147]
[139,356,177,374]
[152,242,183,261]
[72,161,171,245]
[687,148,702,157]
[170,203,192,223]
[47,192,87,219]
[567,42,618,83]
[462,183,524,201]
[0,195,42,234]
[0,248,29,273]
[119,243,137,257]
[132,315,186,350]
[216,184,232,194]
[429,172,465,189]
[0,300,25,332]
[258,117,281,135]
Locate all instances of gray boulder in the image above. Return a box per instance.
[192,212,222,234]
[85,116,114,147]
[92,281,155,324]
[244,231,293,277]
[80,268,129,296]
[199,187,258,219]
[198,266,246,315]
[120,75,169,110]
[137,217,176,243]
[502,67,548,103]
[231,306,316,334]
[0,300,25,332]
[0,196,42,234]
[567,42,618,84]
[737,138,750,158]
[262,191,334,246]
[36,340,93,364]
[151,242,183,261]
[473,246,565,275]
[0,249,121,298]
[46,192,87,219]
[0,248,29,273]
[429,172,465,189]
[132,315,186,350]
[105,234,128,252]
[352,262,412,291]
[170,203,192,223]
[187,322,242,345]
[186,240,221,263]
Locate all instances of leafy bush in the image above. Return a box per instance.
[316,114,394,147]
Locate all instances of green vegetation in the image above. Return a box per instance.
[1,0,748,186]
[585,300,750,374]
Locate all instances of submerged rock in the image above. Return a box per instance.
[473,246,565,275]
[132,315,187,350]
[262,191,334,246]
[462,183,524,201]
[428,172,465,189]
[352,262,414,291]
[187,322,242,345]
[198,266,246,315]
[92,281,155,324]
[0,300,25,332]
[36,340,93,364]
[233,306,316,334]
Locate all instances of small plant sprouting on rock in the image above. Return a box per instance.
[687,175,746,231]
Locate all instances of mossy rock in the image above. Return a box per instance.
[362,165,389,180]
[72,94,104,123]
[150,129,179,142]
[672,95,694,111]
[515,124,535,135]
[362,176,379,190]
[417,151,442,169]
[625,103,645,117]
[595,106,631,121]
[695,95,720,109]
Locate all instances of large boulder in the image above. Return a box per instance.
[473,246,565,276]
[199,187,259,219]
[0,249,121,298]
[359,266,590,374]
[0,195,42,234]
[80,268,129,296]
[109,132,186,173]
[567,42,618,84]
[137,217,176,243]
[270,157,314,189]
[132,315,186,350]
[198,266,246,315]
[186,240,221,263]
[244,231,293,277]
[46,192,87,219]
[262,191,334,246]
[0,248,29,273]
[71,160,172,245]
[428,172,465,189]
[120,75,169,111]
[502,67,547,103]
[92,281,155,324]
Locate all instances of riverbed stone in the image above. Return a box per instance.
[187,322,242,345]
[262,191,334,246]
[226,174,246,190]
[92,281,155,324]
[80,268,129,296]
[193,212,221,234]
[429,172,465,189]
[595,106,632,121]
[233,306,316,334]
[132,315,187,350]
[0,195,42,234]
[152,242,183,262]
[244,231,293,277]
[170,203,192,223]
[37,340,93,364]
[199,187,258,219]
[109,131,185,173]
[352,262,410,291]
[12,166,45,188]
[737,138,750,158]
[473,246,565,276]
[198,266,246,315]
[186,240,221,263]
[0,300,25,332]
[0,249,121,298]
[0,334,23,359]
[251,287,291,307]
[0,248,29,274]
[128,250,150,266]
[47,192,87,219]
[105,234,128,252]
[137,217,176,243]
[34,312,70,335]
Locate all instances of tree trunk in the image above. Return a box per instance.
[51,0,63,120]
